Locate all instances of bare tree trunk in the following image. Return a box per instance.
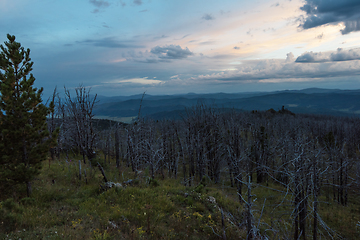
[313,155,318,240]
[79,160,82,181]
[115,124,120,168]
[294,190,300,240]
[97,162,108,183]
[26,181,32,197]
[299,191,307,240]
[84,169,88,184]
[313,193,318,240]
[221,208,227,240]
[246,176,253,240]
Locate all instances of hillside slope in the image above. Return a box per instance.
[93,88,360,120]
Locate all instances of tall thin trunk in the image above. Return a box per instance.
[247,176,253,240]
[79,160,82,181]
[294,191,299,240]
[344,164,348,206]
[299,191,307,240]
[115,125,120,168]
[313,156,318,240]
[313,195,318,240]
[26,181,32,197]
[339,157,344,205]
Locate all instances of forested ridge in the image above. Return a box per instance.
[93,89,360,120]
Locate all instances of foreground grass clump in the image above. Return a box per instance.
[0,158,244,239]
[0,156,360,239]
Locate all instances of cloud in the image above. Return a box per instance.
[296,48,360,62]
[295,52,328,63]
[316,33,323,39]
[286,52,294,62]
[341,19,360,34]
[106,77,162,85]
[135,58,171,64]
[330,48,360,61]
[199,40,216,45]
[89,0,110,8]
[193,62,360,82]
[202,14,215,21]
[299,0,360,34]
[150,45,193,60]
[77,37,143,48]
[208,54,234,60]
[234,46,240,50]
[89,0,110,13]
[175,34,191,40]
[190,53,360,84]
[153,35,168,40]
[133,0,143,5]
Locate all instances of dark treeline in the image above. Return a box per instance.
[51,87,360,239]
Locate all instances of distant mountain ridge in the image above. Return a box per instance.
[93,88,360,122]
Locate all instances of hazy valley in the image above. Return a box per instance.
[94,88,360,122]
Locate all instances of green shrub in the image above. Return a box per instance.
[185,196,194,206]
[0,198,24,232]
[195,184,204,193]
[20,197,36,206]
[3,198,23,213]
[149,178,160,187]
[200,175,208,186]
[0,211,18,232]
[194,202,206,212]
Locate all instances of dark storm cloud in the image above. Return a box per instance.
[296,48,360,62]
[299,0,360,34]
[150,45,193,59]
[341,19,360,34]
[202,14,215,21]
[77,37,143,48]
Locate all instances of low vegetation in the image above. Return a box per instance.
[0,154,359,239]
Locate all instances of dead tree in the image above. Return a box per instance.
[63,85,98,164]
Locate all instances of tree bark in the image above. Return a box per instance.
[115,124,120,168]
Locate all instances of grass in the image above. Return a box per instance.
[0,156,359,239]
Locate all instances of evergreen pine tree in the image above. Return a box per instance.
[0,34,58,197]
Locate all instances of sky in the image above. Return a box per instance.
[1,0,360,98]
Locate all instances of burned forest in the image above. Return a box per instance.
[34,86,360,239]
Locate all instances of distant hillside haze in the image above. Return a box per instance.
[93,88,360,121]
